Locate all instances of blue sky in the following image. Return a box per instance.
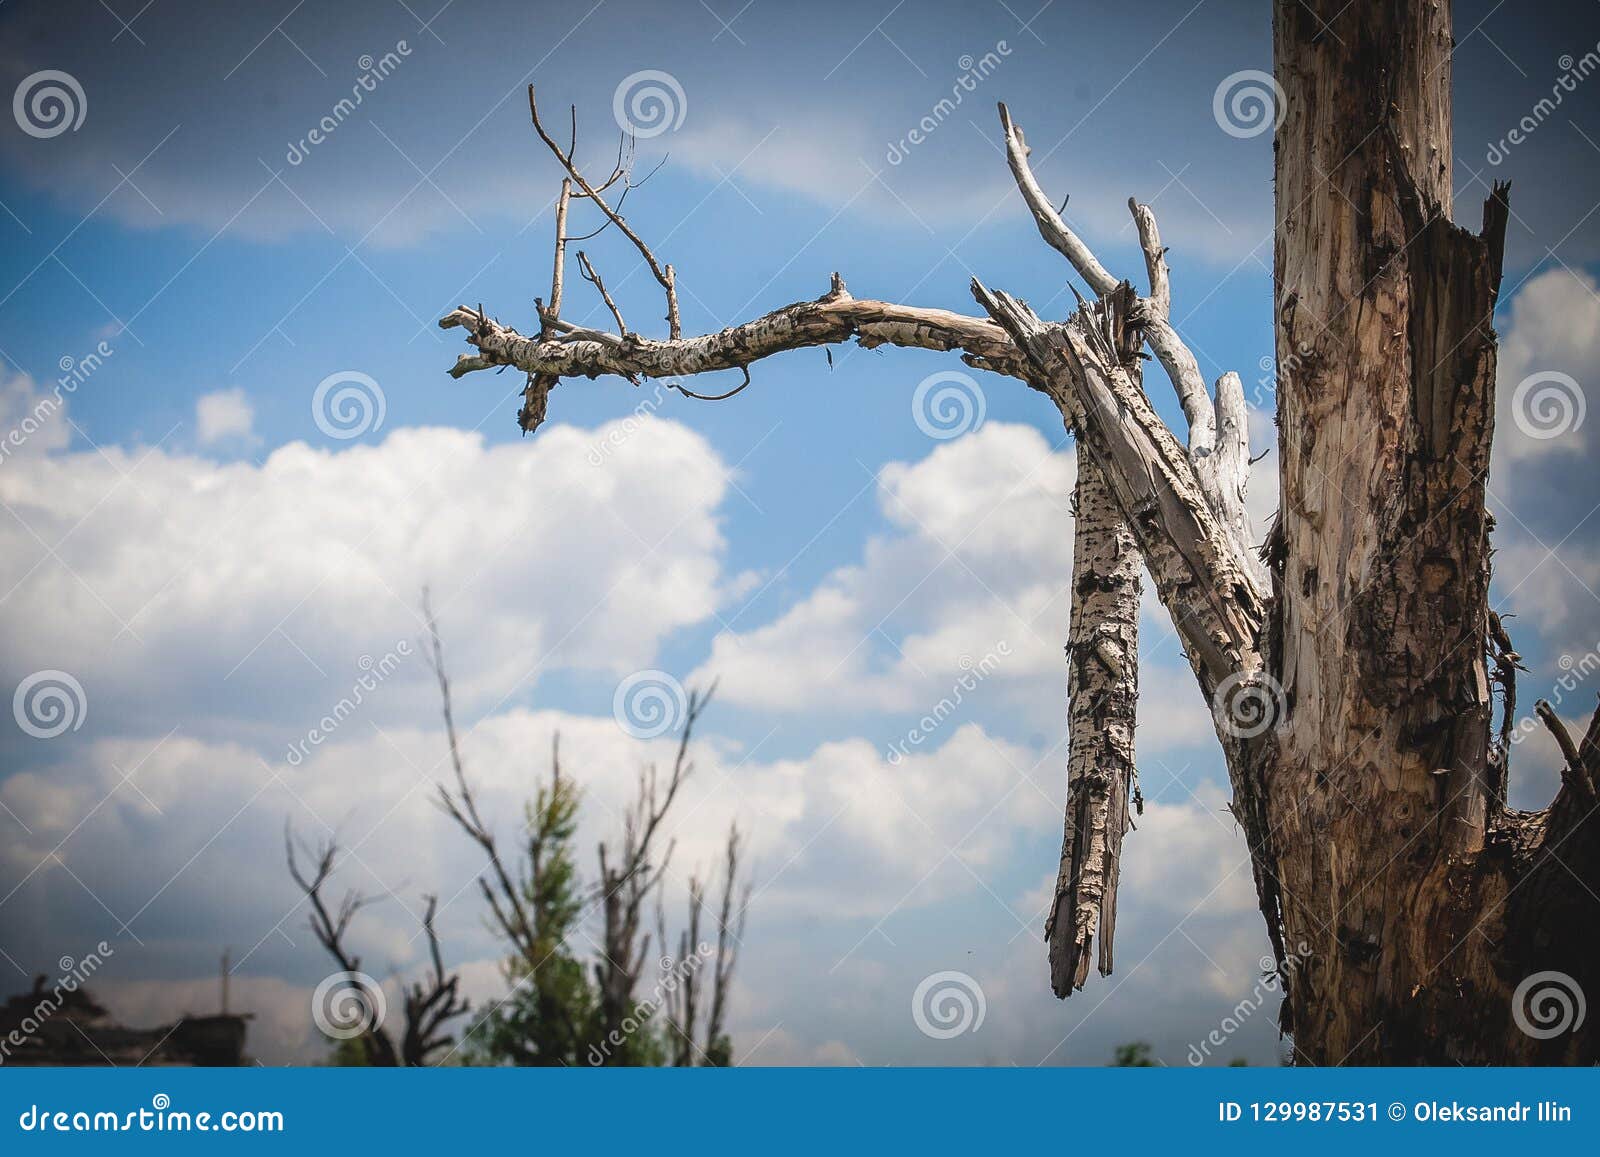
[3,0,1600,1066]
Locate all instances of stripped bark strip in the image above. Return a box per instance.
[1049,454,1142,994]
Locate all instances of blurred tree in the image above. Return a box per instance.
[1110,1042,1155,1067]
[427,595,748,1067]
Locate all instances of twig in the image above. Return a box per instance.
[577,250,627,335]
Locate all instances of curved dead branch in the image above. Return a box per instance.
[440,278,1027,393]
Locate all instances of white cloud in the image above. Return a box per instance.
[1495,267,1599,468]
[0,368,74,462]
[1,707,1278,1065]
[0,410,1266,1065]
[195,387,256,446]
[693,423,1076,714]
[690,421,1212,753]
[0,417,731,734]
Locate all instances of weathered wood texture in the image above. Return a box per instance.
[1268,0,1594,1063]
[1049,454,1142,993]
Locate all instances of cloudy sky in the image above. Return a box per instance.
[1,0,1598,1067]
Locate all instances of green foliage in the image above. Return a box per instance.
[1111,1041,1156,1067]
[460,772,673,1067]
[465,774,600,1065]
[702,1033,733,1068]
[325,1035,373,1066]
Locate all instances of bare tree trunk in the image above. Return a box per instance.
[1266,0,1595,1063]
[1049,456,1142,994]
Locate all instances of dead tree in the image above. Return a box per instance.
[284,829,468,1066]
[656,823,751,1066]
[438,0,1599,1063]
[426,598,748,1065]
[590,685,747,1064]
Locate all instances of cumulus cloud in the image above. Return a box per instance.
[0,416,731,741]
[0,408,1263,1065]
[1,708,1273,1065]
[1488,269,1600,666]
[690,422,1213,752]
[0,367,75,462]
[1495,268,1599,469]
[690,424,1074,714]
[194,387,257,446]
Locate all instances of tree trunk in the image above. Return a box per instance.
[1268,0,1597,1063]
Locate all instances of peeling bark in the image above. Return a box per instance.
[440,280,1026,403]
[1049,455,1142,993]
[1268,0,1595,1063]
